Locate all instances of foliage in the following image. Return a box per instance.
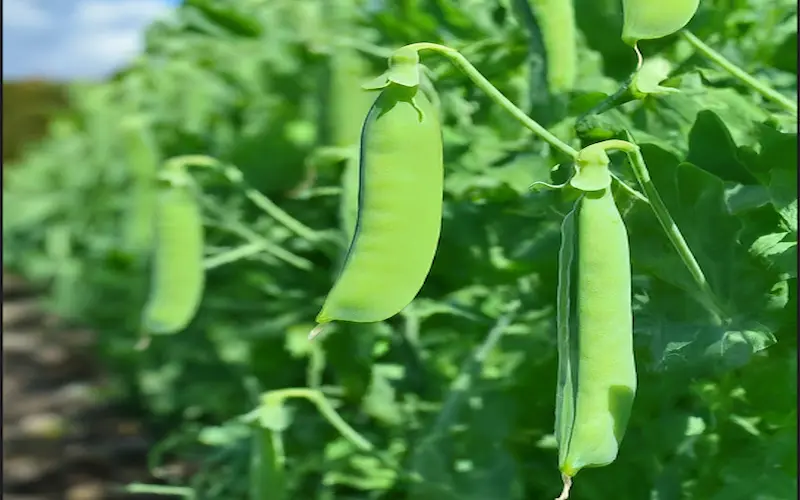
[3,0,796,499]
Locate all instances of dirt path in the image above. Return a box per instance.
[3,272,161,500]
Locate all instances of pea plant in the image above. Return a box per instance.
[3,0,796,499]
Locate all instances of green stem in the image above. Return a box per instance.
[123,484,196,498]
[203,241,268,270]
[400,43,579,160]
[202,202,314,271]
[408,304,526,497]
[217,164,322,243]
[681,30,797,115]
[245,188,320,241]
[246,377,286,500]
[576,73,636,125]
[264,388,375,452]
[337,37,393,58]
[166,155,323,242]
[610,172,650,205]
[593,139,726,322]
[432,302,520,433]
[261,388,416,484]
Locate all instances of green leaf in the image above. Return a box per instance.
[409,393,520,500]
[362,364,404,426]
[750,232,798,278]
[626,146,780,367]
[769,167,798,234]
[686,110,758,185]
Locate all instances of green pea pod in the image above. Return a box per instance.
[555,186,637,482]
[621,0,699,46]
[329,51,376,150]
[340,155,361,242]
[321,0,375,150]
[120,116,160,255]
[142,173,205,335]
[316,82,444,325]
[527,0,577,95]
[337,72,439,243]
[325,47,377,242]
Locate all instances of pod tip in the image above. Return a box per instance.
[308,323,330,341]
[135,336,151,351]
[555,473,572,500]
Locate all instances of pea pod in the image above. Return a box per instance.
[314,0,379,242]
[325,38,377,241]
[511,0,576,123]
[142,172,205,335]
[321,0,374,150]
[315,62,444,325]
[555,174,636,491]
[340,155,361,241]
[326,48,375,241]
[621,0,699,46]
[120,116,160,255]
[526,0,577,95]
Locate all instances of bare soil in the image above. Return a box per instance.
[3,272,163,500]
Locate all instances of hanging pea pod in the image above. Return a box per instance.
[320,0,379,242]
[328,48,375,242]
[321,0,374,150]
[314,48,444,329]
[141,166,205,335]
[511,0,577,122]
[120,115,160,255]
[554,155,636,499]
[328,51,375,151]
[339,155,361,242]
[526,0,577,95]
[308,0,379,242]
[621,0,699,47]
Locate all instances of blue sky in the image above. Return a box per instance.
[3,0,181,80]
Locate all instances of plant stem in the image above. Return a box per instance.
[217,163,322,243]
[123,484,196,498]
[166,155,323,242]
[265,388,375,452]
[595,139,726,322]
[432,302,520,433]
[203,241,268,270]
[575,71,636,125]
[610,172,650,205]
[404,304,521,495]
[261,387,415,484]
[246,377,286,500]
[681,30,797,115]
[242,187,321,242]
[401,43,579,160]
[202,201,314,271]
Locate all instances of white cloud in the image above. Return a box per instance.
[75,0,171,26]
[2,0,175,80]
[3,0,51,29]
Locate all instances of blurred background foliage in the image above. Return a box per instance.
[3,0,797,499]
[3,80,71,164]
